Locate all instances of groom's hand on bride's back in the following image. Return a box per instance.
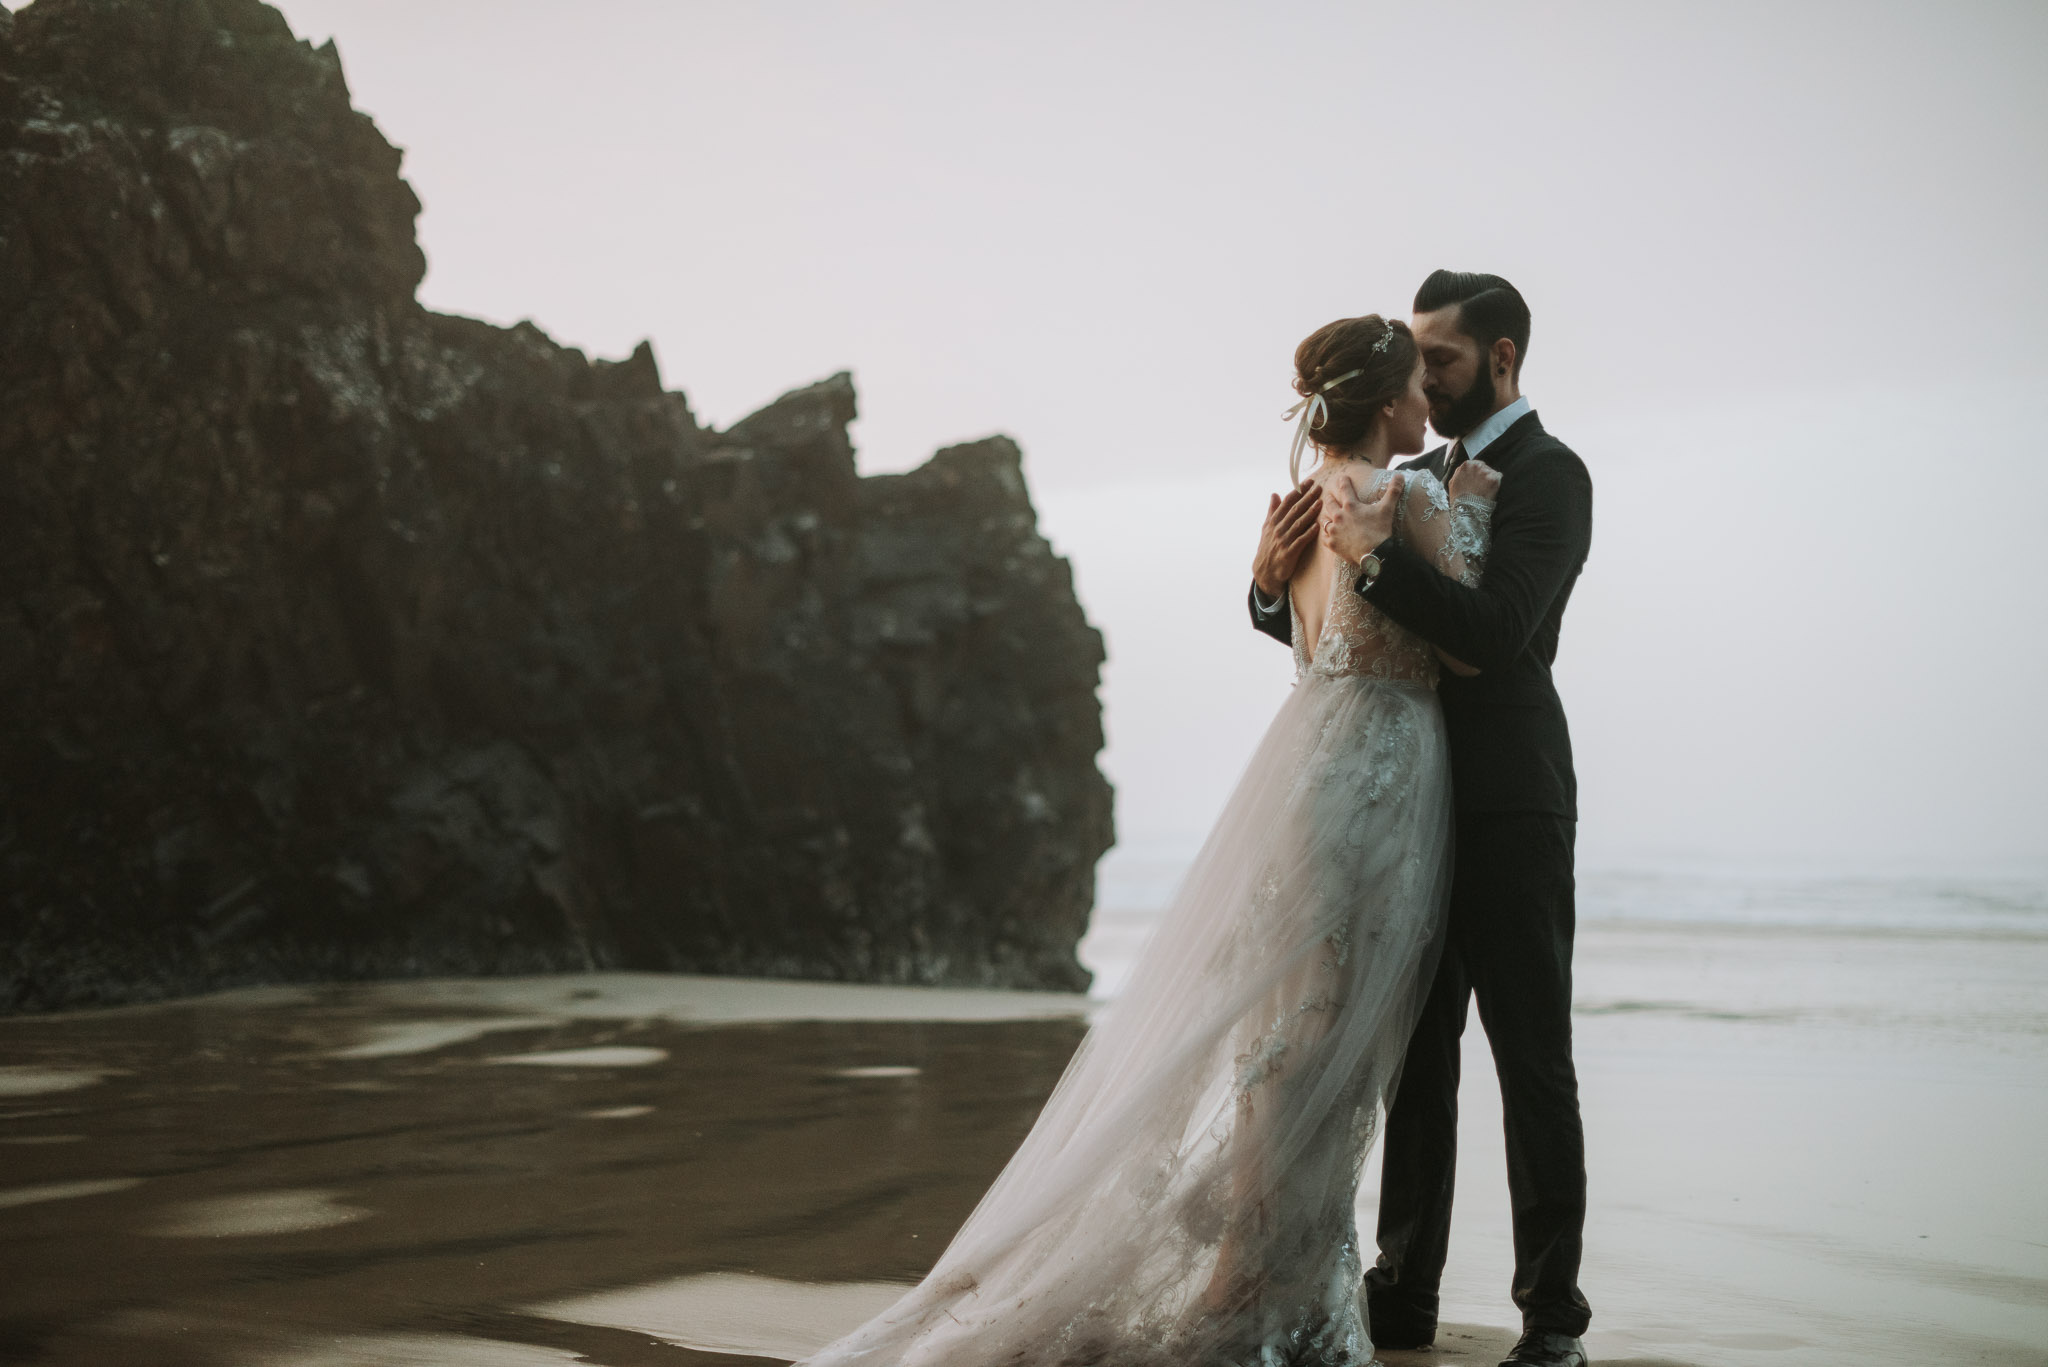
[1252,478,1322,598]
[1321,471,1402,565]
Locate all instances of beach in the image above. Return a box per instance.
[2,914,2044,1366]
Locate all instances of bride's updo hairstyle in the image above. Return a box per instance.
[1291,314,1418,455]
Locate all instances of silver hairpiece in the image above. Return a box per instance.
[1371,327,1396,355]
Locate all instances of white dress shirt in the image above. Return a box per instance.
[1456,394,1532,460]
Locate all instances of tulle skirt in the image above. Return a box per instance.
[800,673,1455,1367]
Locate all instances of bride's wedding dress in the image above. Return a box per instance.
[799,469,1493,1367]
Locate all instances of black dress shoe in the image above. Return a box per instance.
[1498,1328,1588,1366]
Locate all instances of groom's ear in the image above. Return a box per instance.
[1489,336,1518,379]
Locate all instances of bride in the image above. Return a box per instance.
[798,315,1499,1367]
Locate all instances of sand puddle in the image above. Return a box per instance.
[327,1017,559,1059]
[531,1272,910,1360]
[0,1133,86,1144]
[0,1066,110,1097]
[0,1177,142,1210]
[154,1189,367,1237]
[264,1333,581,1366]
[353,971,1091,1025]
[487,1046,667,1068]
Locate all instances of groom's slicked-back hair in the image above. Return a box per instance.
[1414,270,1531,379]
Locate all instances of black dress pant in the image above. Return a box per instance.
[1364,811,1591,1337]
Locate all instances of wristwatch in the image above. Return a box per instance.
[1357,551,1383,589]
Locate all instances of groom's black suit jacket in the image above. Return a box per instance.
[1250,411,1594,819]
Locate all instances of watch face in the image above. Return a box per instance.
[1361,554,1381,577]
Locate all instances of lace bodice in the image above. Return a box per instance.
[1290,467,1492,687]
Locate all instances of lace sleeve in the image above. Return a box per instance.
[1393,470,1492,587]
[1444,494,1492,587]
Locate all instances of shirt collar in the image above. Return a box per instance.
[1460,394,1533,458]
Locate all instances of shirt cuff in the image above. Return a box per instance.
[1251,584,1286,616]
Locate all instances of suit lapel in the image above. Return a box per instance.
[1474,411,1544,473]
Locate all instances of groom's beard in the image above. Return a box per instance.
[1429,364,1497,440]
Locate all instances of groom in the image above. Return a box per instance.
[1247,272,1596,1367]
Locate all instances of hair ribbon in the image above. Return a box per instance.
[1283,367,1363,485]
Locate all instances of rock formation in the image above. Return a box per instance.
[0,0,1113,1011]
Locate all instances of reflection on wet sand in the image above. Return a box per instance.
[153,1190,368,1238]
[490,1047,671,1069]
[269,1332,584,1366]
[0,1178,143,1211]
[0,1065,113,1097]
[533,1272,910,1360]
[0,975,1090,1366]
[329,1019,561,1060]
[0,1133,86,1145]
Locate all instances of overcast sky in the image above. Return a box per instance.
[267,0,2047,876]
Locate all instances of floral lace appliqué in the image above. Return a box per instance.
[1288,469,1490,689]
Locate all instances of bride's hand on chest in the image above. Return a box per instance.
[1448,459,1501,501]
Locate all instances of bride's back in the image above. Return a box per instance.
[1286,459,1366,656]
[1287,463,1482,687]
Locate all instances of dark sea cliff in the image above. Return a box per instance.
[0,0,1113,1011]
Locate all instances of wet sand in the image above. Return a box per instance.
[2,923,2044,1366]
[0,974,1092,1365]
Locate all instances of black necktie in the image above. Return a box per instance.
[1442,440,1467,488]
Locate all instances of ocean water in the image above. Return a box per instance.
[1080,844,2048,1000]
[1576,865,2048,934]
